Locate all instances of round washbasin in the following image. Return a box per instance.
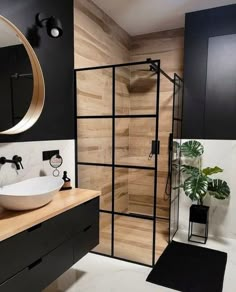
[0,176,64,211]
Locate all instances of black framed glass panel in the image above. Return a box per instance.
[77,118,112,164]
[76,68,112,116]
[93,212,112,255]
[114,215,153,265]
[115,118,156,167]
[78,165,112,211]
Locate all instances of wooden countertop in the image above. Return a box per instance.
[0,188,100,242]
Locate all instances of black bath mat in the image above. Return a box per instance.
[147,240,227,292]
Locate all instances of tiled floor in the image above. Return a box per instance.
[44,231,236,292]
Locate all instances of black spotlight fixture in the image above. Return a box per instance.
[36,13,63,38]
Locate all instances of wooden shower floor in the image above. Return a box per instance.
[93,216,169,266]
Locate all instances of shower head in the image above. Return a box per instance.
[133,58,159,77]
[149,63,158,74]
[146,58,159,74]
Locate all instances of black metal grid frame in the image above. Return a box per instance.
[74,59,181,267]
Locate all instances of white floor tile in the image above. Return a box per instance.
[44,231,236,292]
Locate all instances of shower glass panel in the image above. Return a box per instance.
[76,68,112,116]
[75,59,182,267]
[93,212,112,256]
[156,71,176,223]
[169,74,184,240]
[78,165,112,211]
[77,118,112,164]
[114,215,153,266]
[155,219,169,262]
[114,168,129,213]
[114,167,155,216]
[115,66,130,115]
[115,118,156,167]
[115,65,156,115]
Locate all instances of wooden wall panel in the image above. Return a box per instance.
[74,0,130,68]
[131,29,184,75]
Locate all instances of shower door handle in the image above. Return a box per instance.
[148,140,160,159]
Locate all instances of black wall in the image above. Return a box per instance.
[183,4,236,139]
[0,0,74,142]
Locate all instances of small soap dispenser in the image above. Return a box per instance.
[61,171,72,190]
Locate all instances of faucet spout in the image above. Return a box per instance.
[0,156,24,170]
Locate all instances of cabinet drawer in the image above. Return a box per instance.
[0,208,73,283]
[0,197,99,284]
[0,239,74,292]
[71,197,99,233]
[73,222,99,263]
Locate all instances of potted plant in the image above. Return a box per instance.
[179,140,230,236]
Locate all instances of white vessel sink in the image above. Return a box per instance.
[0,176,64,211]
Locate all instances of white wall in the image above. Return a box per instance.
[0,140,75,187]
[179,139,236,239]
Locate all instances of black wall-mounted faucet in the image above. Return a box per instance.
[0,155,24,170]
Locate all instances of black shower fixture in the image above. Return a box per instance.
[147,58,159,73]
[149,63,159,73]
[36,13,63,38]
[147,58,175,83]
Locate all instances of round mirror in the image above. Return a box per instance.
[0,15,45,135]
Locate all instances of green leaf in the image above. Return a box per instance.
[181,165,200,176]
[208,179,230,200]
[183,175,208,202]
[202,166,223,176]
[181,140,204,158]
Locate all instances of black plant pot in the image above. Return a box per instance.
[190,204,209,224]
[188,204,209,244]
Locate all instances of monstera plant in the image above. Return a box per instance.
[179,140,230,205]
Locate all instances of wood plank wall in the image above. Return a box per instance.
[74,0,184,224]
[74,0,130,68]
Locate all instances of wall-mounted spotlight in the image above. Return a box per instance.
[36,13,63,38]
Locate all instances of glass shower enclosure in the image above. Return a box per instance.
[74,59,183,267]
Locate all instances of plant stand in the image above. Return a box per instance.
[188,204,209,244]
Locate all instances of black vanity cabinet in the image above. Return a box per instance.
[0,197,99,292]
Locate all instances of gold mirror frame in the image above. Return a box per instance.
[0,15,45,135]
